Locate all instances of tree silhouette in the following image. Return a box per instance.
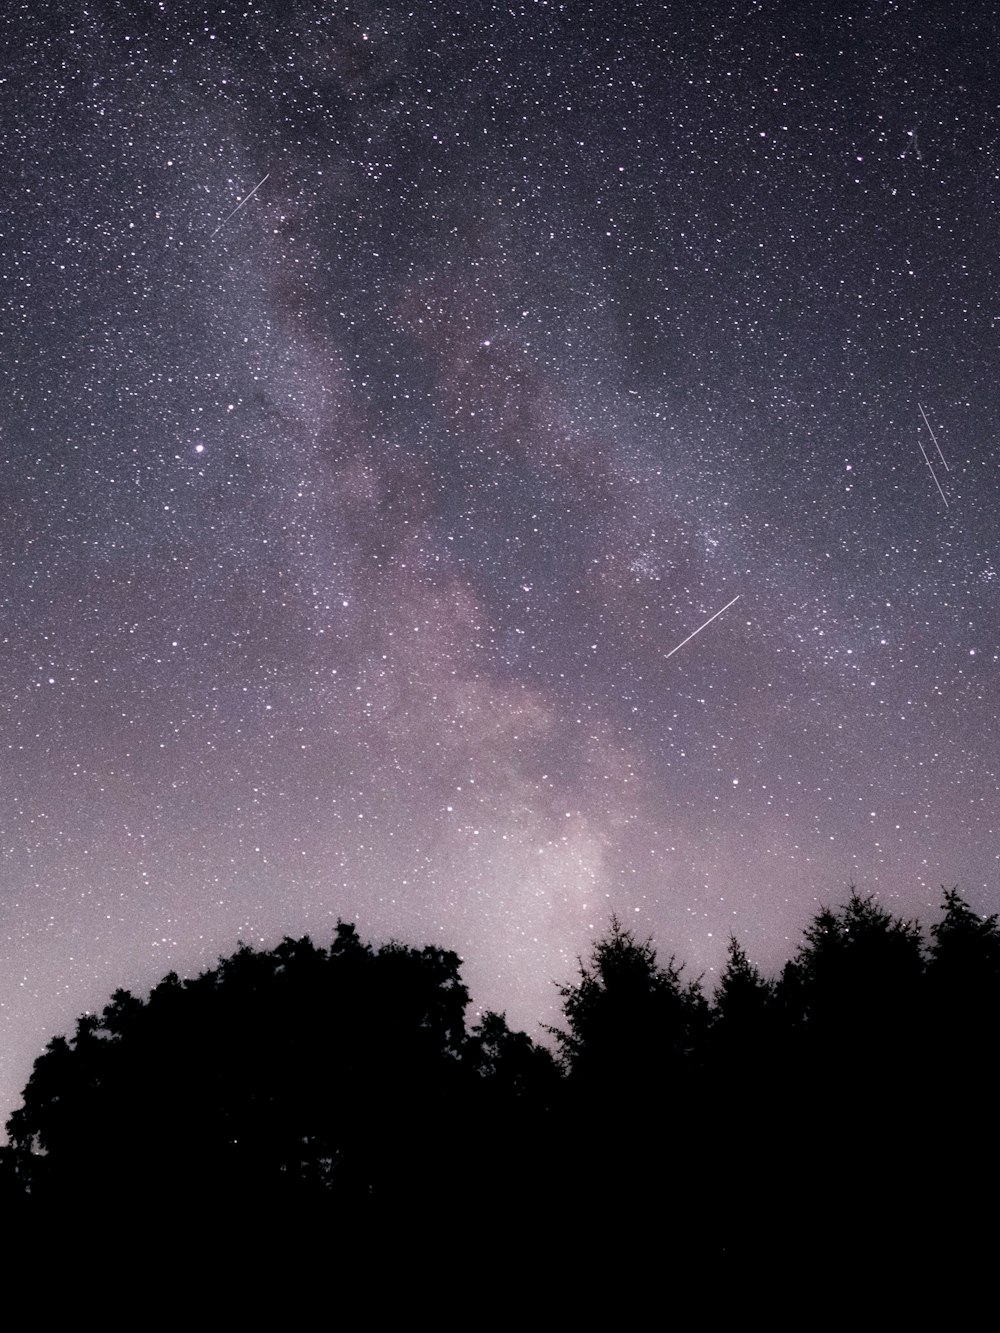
[712,936,773,1045]
[928,886,1000,1004]
[705,938,775,1125]
[551,912,707,1092]
[763,892,931,1268]
[927,887,1000,1113]
[922,888,1000,1270]
[546,914,714,1268]
[779,889,925,1066]
[467,1009,560,1101]
[4,921,554,1230]
[5,883,1000,1279]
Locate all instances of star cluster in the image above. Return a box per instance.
[1,0,997,1119]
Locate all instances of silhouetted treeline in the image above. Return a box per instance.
[3,887,998,1277]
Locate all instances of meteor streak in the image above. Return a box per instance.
[918,402,949,471]
[916,434,949,508]
[663,594,741,661]
[210,173,270,239]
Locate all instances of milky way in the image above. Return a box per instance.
[1,1,997,1121]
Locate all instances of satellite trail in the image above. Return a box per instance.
[210,173,270,239]
[918,402,949,471]
[916,434,949,508]
[663,595,741,661]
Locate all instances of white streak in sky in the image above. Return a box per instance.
[918,402,949,471]
[663,595,741,661]
[916,434,949,508]
[210,173,270,239]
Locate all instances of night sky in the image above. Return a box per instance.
[2,0,998,1122]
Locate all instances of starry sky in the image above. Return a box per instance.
[2,0,998,1121]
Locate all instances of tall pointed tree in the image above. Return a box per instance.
[551,913,706,1094]
[927,887,1000,1086]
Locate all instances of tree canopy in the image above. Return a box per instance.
[550,912,707,1092]
[3,885,998,1279]
[4,921,554,1222]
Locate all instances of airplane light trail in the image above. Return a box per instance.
[663,594,741,661]
[210,173,270,239]
[918,402,949,471]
